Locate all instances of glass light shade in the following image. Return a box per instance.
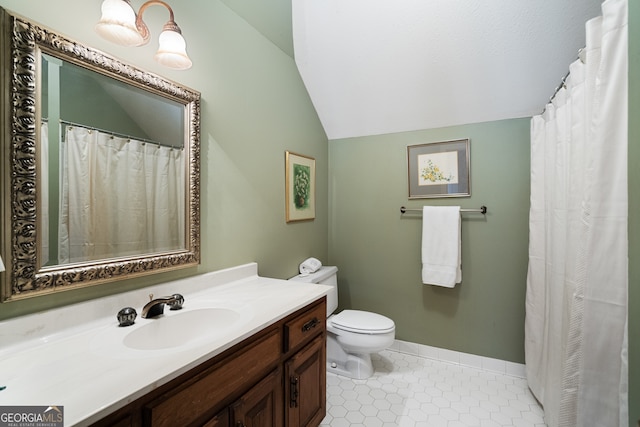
[154,30,192,70]
[0,255,4,272]
[95,0,144,47]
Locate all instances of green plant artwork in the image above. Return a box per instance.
[293,164,311,209]
[420,159,453,183]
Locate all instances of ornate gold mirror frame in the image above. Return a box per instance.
[0,8,201,301]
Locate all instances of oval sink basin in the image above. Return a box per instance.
[90,304,252,359]
[123,308,242,351]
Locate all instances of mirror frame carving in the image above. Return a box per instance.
[0,8,201,301]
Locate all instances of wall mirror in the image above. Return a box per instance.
[0,8,201,301]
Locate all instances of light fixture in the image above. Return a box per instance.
[0,256,4,273]
[96,0,192,70]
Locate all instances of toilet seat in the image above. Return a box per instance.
[330,310,395,334]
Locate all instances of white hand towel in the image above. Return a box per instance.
[421,206,462,287]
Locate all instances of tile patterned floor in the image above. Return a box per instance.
[320,349,546,427]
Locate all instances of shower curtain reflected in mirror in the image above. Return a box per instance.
[525,0,628,426]
[52,125,185,265]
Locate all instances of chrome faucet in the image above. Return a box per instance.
[141,293,184,318]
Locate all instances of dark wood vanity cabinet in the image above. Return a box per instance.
[90,297,326,427]
[201,410,228,427]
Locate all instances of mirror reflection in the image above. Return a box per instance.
[40,54,186,267]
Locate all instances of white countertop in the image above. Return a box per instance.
[0,263,330,426]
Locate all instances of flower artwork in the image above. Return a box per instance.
[420,159,453,183]
[407,139,470,198]
[418,151,459,187]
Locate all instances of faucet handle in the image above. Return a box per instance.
[168,293,184,310]
[117,307,137,327]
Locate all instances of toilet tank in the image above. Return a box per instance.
[289,266,338,316]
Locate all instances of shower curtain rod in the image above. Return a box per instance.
[548,70,571,104]
[541,48,586,114]
[400,206,487,214]
[56,119,182,149]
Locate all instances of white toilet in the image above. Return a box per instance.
[290,266,395,379]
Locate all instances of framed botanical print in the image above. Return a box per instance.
[285,151,316,222]
[407,139,470,198]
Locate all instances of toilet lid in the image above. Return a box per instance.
[330,310,395,334]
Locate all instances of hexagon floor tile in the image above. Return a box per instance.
[320,349,546,427]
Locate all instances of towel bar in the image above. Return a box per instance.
[400,206,487,214]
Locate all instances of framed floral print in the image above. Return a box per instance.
[407,139,470,198]
[285,151,316,222]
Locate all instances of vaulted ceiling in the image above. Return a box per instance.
[225,0,604,140]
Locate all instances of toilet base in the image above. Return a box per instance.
[327,353,374,379]
[327,333,378,379]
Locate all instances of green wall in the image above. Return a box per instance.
[0,0,328,320]
[329,118,530,363]
[628,0,638,424]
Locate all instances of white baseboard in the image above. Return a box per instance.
[389,339,526,379]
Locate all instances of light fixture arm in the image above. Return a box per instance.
[135,0,182,46]
[96,0,192,69]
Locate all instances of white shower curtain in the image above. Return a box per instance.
[525,0,628,426]
[58,125,185,264]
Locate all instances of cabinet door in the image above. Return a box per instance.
[202,409,229,427]
[89,411,138,427]
[285,336,326,427]
[231,368,283,427]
